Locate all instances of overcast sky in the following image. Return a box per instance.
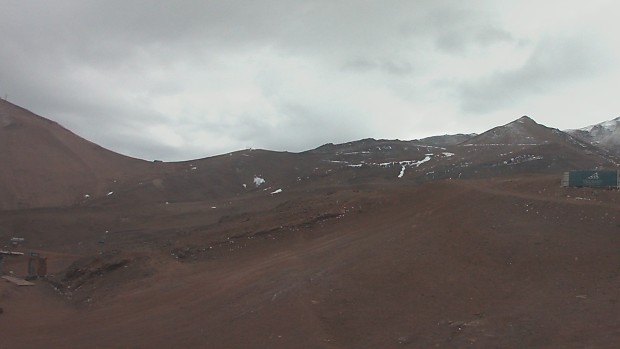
[1,1,619,161]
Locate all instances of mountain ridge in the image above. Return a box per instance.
[1,99,618,209]
[3,101,620,348]
[565,116,620,156]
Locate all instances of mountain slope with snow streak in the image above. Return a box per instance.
[566,117,620,156]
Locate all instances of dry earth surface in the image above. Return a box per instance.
[2,176,620,348]
[2,100,620,348]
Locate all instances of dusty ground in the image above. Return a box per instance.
[2,175,620,348]
[3,101,620,347]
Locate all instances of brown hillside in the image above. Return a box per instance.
[0,99,168,209]
[3,102,620,347]
[1,102,616,210]
[2,176,620,348]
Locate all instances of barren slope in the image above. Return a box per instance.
[566,116,620,156]
[0,99,161,209]
[2,102,620,348]
[1,101,615,210]
[2,176,620,348]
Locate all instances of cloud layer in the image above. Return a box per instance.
[1,0,618,160]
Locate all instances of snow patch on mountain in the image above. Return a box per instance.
[253,176,265,187]
[503,155,544,165]
[340,155,434,178]
[578,117,620,133]
[566,117,620,155]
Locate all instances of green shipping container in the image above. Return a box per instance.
[561,170,619,188]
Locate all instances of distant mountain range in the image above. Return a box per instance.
[565,117,620,156]
[1,98,619,210]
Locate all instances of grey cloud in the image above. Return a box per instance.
[186,101,370,155]
[435,24,514,54]
[475,27,514,46]
[458,38,605,113]
[342,59,414,76]
[1,1,617,160]
[257,102,372,152]
[400,6,515,54]
[1,0,503,79]
[91,127,185,162]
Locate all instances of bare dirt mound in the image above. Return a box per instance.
[0,99,161,209]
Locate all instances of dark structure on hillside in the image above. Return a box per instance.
[27,252,47,279]
[561,170,620,188]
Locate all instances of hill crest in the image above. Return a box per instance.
[0,100,618,209]
[0,99,153,209]
[566,116,620,156]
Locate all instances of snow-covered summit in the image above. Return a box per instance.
[566,117,620,155]
[577,116,620,134]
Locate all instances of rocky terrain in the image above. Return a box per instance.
[1,99,620,348]
[566,117,620,156]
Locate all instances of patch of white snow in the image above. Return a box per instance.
[343,151,371,155]
[410,155,432,167]
[253,176,265,187]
